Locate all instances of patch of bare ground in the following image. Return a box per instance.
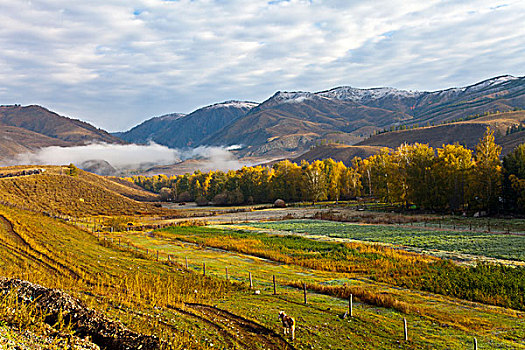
[0,278,160,350]
[184,303,295,350]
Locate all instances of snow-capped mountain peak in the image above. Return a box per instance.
[156,112,186,121]
[318,86,422,102]
[206,100,259,110]
[270,91,321,104]
[464,75,518,92]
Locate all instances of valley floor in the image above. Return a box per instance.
[0,202,524,349]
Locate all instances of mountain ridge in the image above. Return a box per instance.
[116,75,524,157]
[0,105,125,162]
[116,100,257,148]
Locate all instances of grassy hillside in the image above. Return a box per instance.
[0,125,71,160]
[294,144,384,165]
[0,204,238,349]
[0,105,123,145]
[0,165,162,216]
[358,110,525,154]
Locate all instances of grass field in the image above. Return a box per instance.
[241,219,525,262]
[120,225,525,349]
[1,175,524,350]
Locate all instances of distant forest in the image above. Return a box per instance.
[128,128,525,214]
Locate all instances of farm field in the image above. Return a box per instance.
[117,225,525,349]
[1,173,524,350]
[240,219,525,263]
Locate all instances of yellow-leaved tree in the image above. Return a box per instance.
[472,127,502,213]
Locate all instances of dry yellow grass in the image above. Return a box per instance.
[0,165,167,217]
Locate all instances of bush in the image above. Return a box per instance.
[177,191,192,202]
[67,163,78,177]
[195,196,209,206]
[274,199,286,208]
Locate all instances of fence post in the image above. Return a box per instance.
[303,282,307,305]
[118,238,121,247]
[225,267,229,280]
[403,318,408,341]
[349,294,353,317]
[474,337,477,350]
[273,275,277,295]
[203,263,206,276]
[156,250,159,261]
[185,256,188,269]
[249,272,253,289]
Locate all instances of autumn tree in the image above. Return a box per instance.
[271,160,302,202]
[434,144,474,211]
[366,149,395,202]
[323,159,346,203]
[340,165,362,199]
[391,143,435,209]
[302,160,327,204]
[472,128,503,213]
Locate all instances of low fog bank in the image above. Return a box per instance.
[2,142,250,175]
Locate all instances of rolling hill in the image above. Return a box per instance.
[0,105,123,144]
[358,110,525,155]
[292,144,385,165]
[0,165,162,216]
[0,125,71,159]
[0,105,125,162]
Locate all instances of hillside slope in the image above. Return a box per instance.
[118,101,257,148]
[0,166,162,216]
[0,105,126,163]
[0,125,71,159]
[358,110,525,154]
[293,144,384,165]
[0,105,123,144]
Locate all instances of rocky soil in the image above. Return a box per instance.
[0,278,160,350]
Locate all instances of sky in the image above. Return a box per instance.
[0,0,524,132]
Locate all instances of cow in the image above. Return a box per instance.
[278,311,295,340]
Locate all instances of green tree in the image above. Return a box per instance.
[503,143,525,211]
[67,163,79,177]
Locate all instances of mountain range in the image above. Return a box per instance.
[1,75,525,170]
[116,75,525,157]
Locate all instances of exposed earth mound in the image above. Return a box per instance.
[0,278,160,350]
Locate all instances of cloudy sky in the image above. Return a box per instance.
[0,0,524,131]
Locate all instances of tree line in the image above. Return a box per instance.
[128,128,525,214]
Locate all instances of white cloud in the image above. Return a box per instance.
[0,0,523,130]
[2,142,248,173]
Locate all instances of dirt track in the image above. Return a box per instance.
[0,214,83,279]
[183,303,295,350]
